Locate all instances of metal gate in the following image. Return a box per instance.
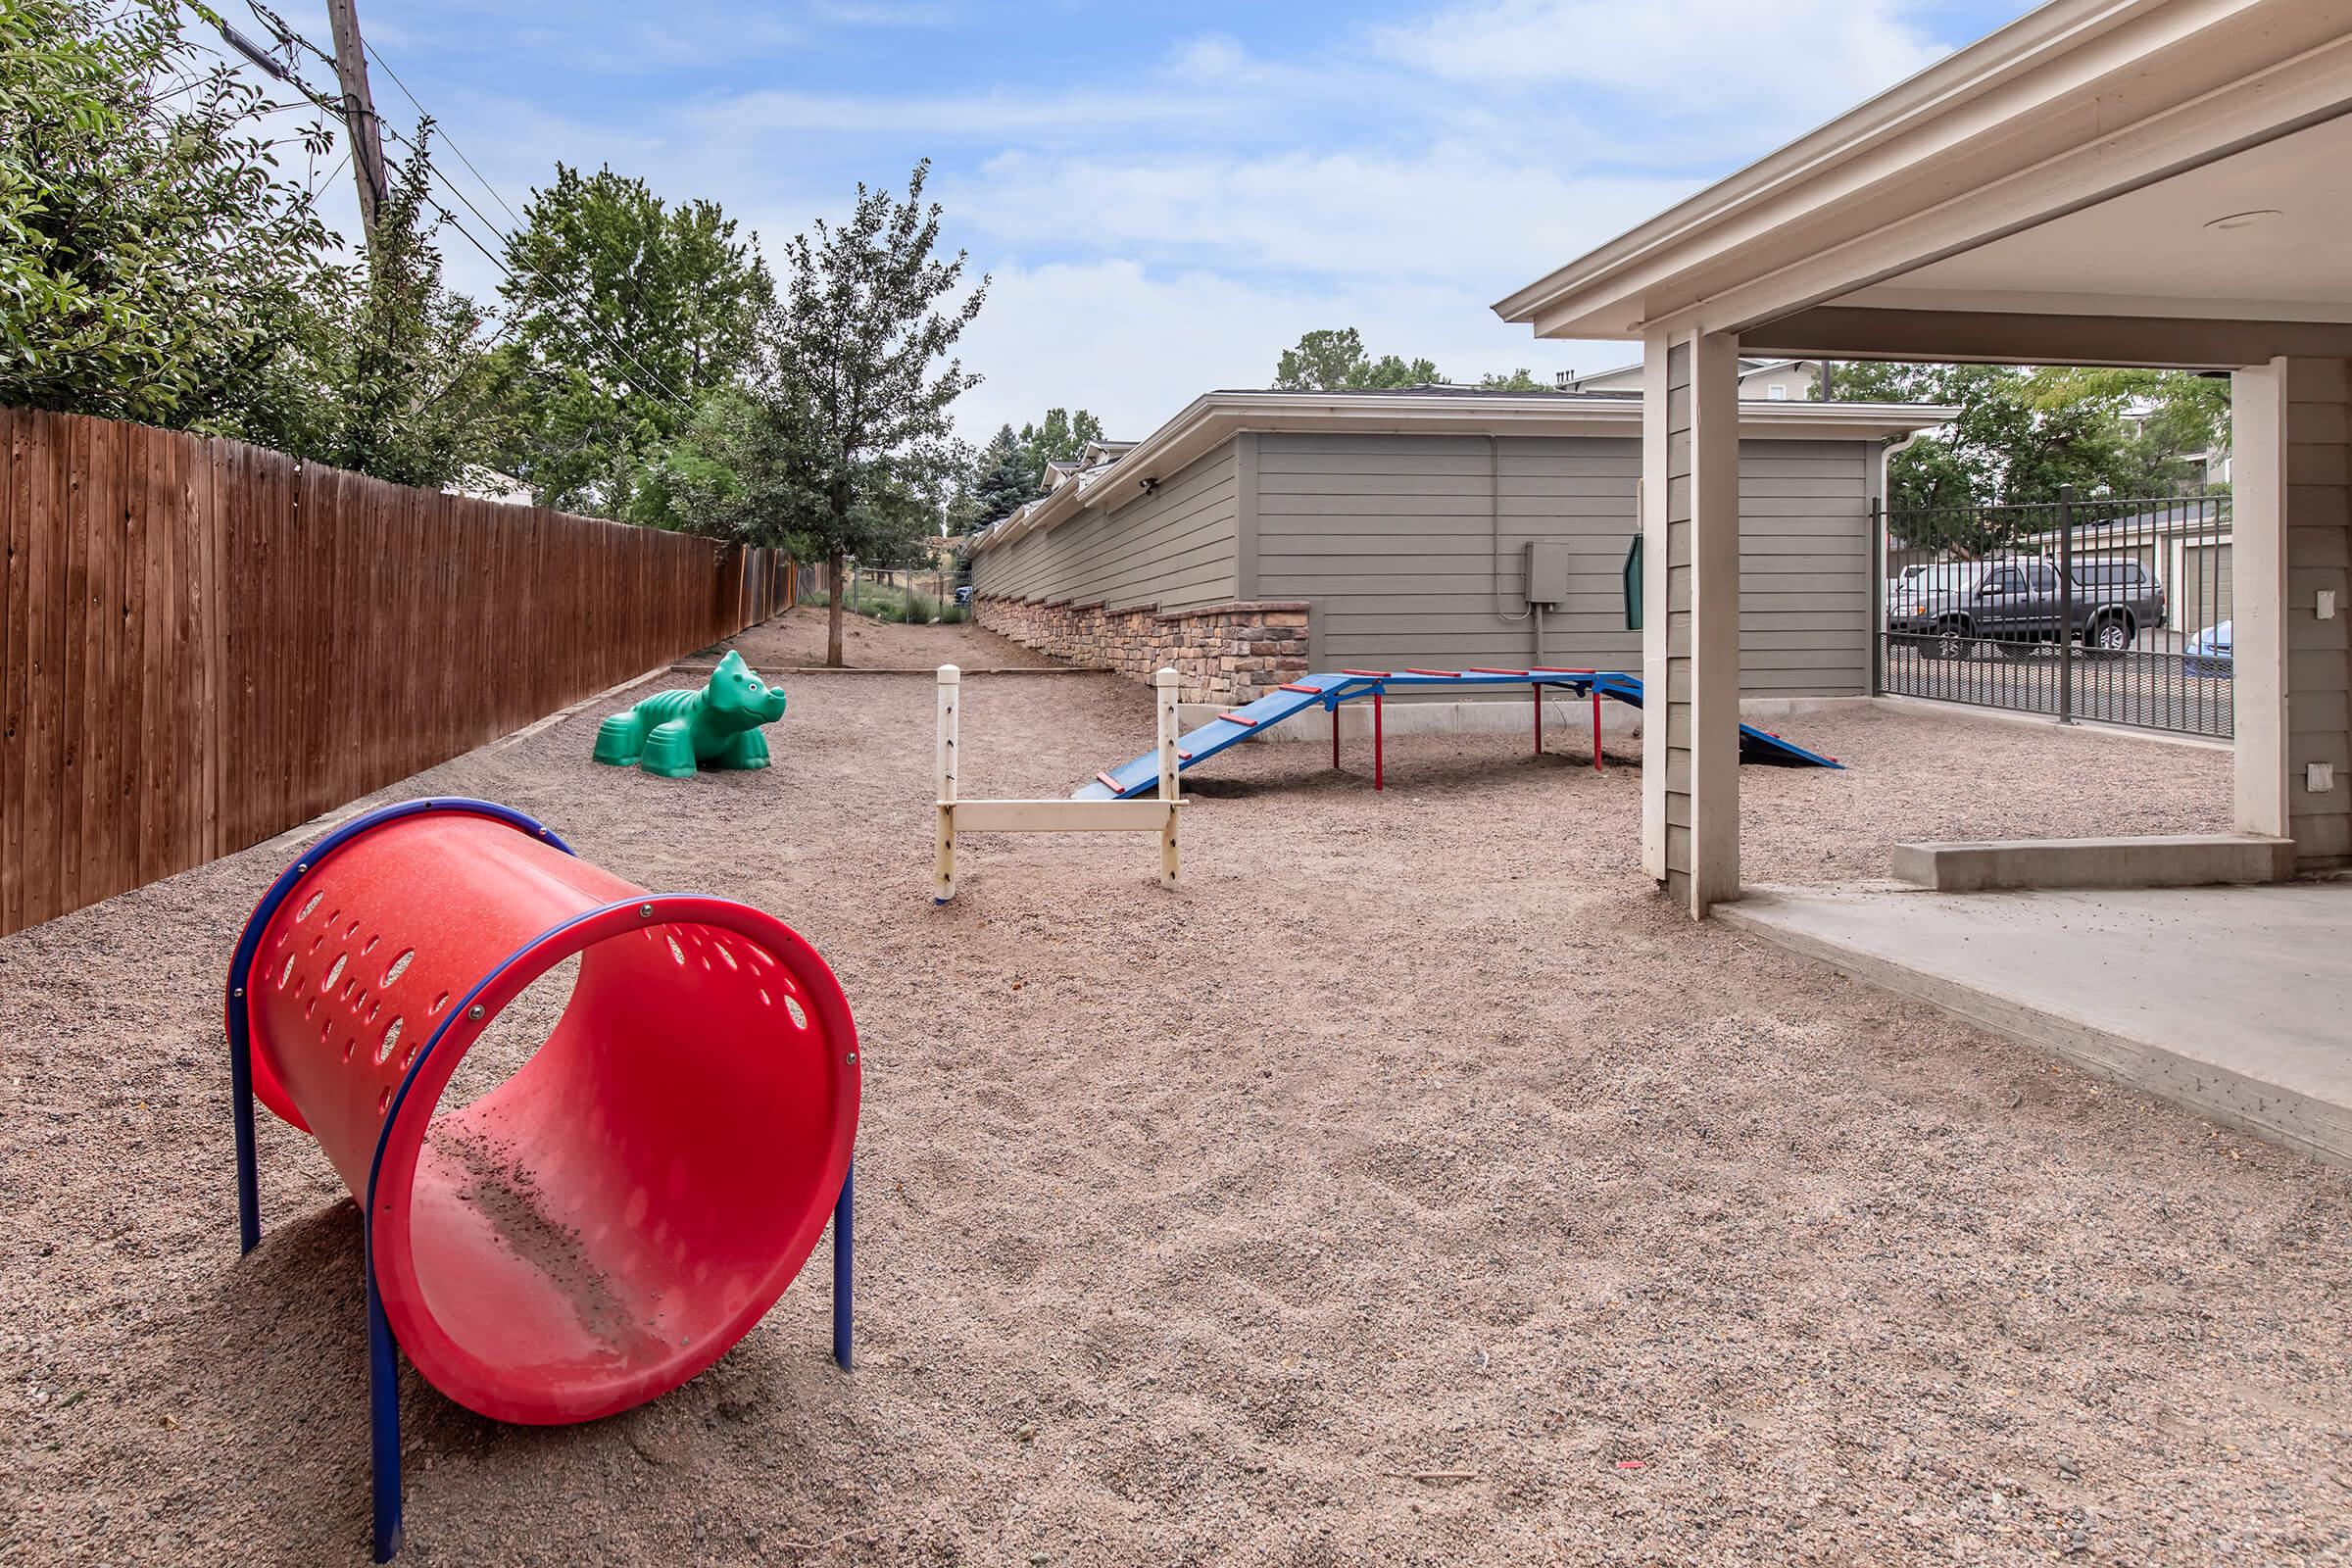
[1876,488,2233,739]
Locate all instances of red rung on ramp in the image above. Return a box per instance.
[1095,770,1124,792]
[1278,681,1324,694]
[1405,667,1459,676]
[1342,668,1392,677]
[1217,710,1258,726]
[229,802,858,1427]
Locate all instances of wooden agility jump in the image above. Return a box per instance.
[932,663,1182,904]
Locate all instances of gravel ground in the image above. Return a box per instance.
[5,621,2344,1568]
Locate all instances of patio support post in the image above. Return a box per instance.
[2231,361,2294,842]
[1643,326,1742,916]
[1639,342,1670,880]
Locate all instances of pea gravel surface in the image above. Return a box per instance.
[7,616,2344,1568]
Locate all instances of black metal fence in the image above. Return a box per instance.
[1877,488,2233,739]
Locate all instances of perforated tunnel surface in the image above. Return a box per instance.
[237,804,858,1425]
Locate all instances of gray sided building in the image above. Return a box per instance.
[967,389,1949,719]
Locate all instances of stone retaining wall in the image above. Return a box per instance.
[973,597,1311,704]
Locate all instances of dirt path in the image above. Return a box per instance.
[5,629,2341,1567]
[721,605,1068,671]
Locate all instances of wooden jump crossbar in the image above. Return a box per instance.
[933,664,1182,904]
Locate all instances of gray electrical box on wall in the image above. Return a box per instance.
[1524,540,1571,606]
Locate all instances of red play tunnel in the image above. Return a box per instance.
[226,798,858,1443]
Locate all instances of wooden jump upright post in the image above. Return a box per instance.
[933,665,1182,904]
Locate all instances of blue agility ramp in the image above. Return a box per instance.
[1074,667,1839,799]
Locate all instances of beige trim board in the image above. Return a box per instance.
[1742,308,2352,370]
[1497,1,2352,341]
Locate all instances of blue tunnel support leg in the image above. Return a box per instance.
[229,1023,261,1255]
[367,1252,405,1563]
[832,1159,854,1371]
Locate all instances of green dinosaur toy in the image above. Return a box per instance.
[593,650,788,777]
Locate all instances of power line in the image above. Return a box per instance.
[315,146,352,199]
[214,2,705,423]
[360,35,522,229]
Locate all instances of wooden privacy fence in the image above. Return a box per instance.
[0,407,793,939]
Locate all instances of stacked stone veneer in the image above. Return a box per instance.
[974,597,1310,704]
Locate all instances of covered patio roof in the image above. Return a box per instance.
[1492,0,2352,925]
[1494,0,2352,365]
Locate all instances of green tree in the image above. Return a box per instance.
[1478,368,1549,391]
[1272,327,1441,391]
[718,160,986,666]
[0,0,339,439]
[306,123,497,488]
[2023,367,2229,495]
[649,382,816,548]
[493,163,772,516]
[968,422,1029,525]
[1014,406,1104,491]
[1832,362,2159,547]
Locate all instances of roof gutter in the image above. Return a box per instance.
[969,393,1955,555]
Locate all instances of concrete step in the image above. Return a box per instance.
[1890,832,2295,893]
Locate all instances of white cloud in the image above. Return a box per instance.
[689,84,1233,137]
[951,259,1621,442]
[237,0,1971,452]
[1372,0,1946,124]
[950,146,1695,287]
[1168,32,1250,82]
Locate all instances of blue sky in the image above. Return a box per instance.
[229,0,2041,444]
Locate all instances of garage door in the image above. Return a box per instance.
[2179,542,2232,632]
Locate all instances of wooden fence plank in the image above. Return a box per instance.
[120,419,153,888]
[58,416,92,914]
[0,410,779,938]
[0,408,22,935]
[24,415,58,926]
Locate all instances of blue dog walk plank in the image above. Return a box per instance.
[1071,667,1838,799]
[1584,673,1843,768]
[1074,671,1354,799]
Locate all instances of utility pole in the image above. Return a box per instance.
[323,0,391,253]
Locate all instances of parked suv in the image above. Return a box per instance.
[1886,556,2167,660]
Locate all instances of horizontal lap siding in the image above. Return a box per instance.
[1258,433,1640,675]
[1252,432,1872,697]
[972,446,1239,611]
[1737,440,1872,696]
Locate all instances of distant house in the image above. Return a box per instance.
[1038,439,1137,491]
[2016,498,2235,632]
[1558,358,1827,402]
[967,386,1948,721]
[454,466,536,507]
[2117,397,2232,486]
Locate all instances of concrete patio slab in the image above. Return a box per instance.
[1721,881,2352,1166]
